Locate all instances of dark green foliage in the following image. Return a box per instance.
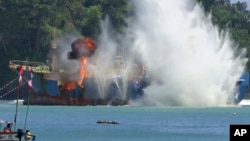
[198,0,250,70]
[0,0,130,98]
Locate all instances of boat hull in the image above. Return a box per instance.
[235,72,249,105]
[0,132,33,141]
[0,132,19,141]
[22,71,149,106]
[10,60,249,106]
[22,71,249,106]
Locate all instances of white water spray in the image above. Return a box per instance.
[90,18,117,99]
[126,0,247,106]
[55,33,82,81]
[90,17,131,100]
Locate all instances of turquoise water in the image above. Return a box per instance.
[0,101,249,141]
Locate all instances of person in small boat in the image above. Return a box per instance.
[25,130,32,141]
[17,129,23,141]
[3,123,11,132]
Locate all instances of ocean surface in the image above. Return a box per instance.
[0,100,249,141]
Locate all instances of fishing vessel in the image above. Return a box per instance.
[6,36,249,106]
[8,37,149,106]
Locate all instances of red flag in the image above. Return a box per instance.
[18,65,24,83]
[28,68,34,88]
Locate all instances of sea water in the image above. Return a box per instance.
[0,101,249,141]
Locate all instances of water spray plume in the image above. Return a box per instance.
[127,0,247,106]
[89,18,120,99]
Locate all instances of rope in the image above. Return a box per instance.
[0,77,18,91]
[0,81,27,99]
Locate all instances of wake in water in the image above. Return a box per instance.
[122,0,247,106]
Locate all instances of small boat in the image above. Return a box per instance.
[0,67,36,141]
[0,121,19,141]
[96,120,120,124]
[8,100,24,105]
[0,121,36,141]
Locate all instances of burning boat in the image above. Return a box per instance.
[8,37,150,106]
[7,36,249,106]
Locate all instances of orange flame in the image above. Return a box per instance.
[76,37,95,87]
[62,37,95,91]
[78,57,89,87]
[83,37,95,49]
[62,81,76,91]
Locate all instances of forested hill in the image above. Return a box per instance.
[0,0,131,96]
[0,0,249,99]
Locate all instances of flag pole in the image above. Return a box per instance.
[24,68,33,131]
[14,81,20,131]
[24,87,30,131]
[14,66,23,130]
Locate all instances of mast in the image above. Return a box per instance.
[51,28,58,72]
[14,66,23,130]
[13,81,20,130]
